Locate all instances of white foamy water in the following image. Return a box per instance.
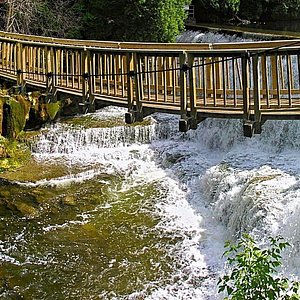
[28,105,300,299]
[16,32,299,299]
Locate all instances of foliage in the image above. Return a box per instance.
[192,0,300,23]
[32,0,82,38]
[192,0,240,22]
[218,234,300,300]
[269,0,300,20]
[79,0,190,42]
[0,0,82,38]
[210,0,240,17]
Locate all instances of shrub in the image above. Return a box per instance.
[218,234,300,299]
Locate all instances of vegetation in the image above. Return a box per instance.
[0,136,31,172]
[192,0,300,24]
[1,0,300,41]
[218,234,300,299]
[79,0,191,42]
[0,0,191,42]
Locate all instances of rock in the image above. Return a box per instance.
[45,101,61,120]
[0,95,5,135]
[13,201,39,219]
[62,195,77,206]
[0,145,8,158]
[3,95,31,139]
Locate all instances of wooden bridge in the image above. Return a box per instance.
[1,31,300,137]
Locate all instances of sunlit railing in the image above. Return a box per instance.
[0,31,300,136]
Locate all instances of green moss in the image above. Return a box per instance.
[0,137,31,173]
[45,101,61,120]
[18,130,42,142]
[13,201,40,219]
[6,96,31,139]
[62,114,152,129]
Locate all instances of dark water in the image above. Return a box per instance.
[244,20,300,34]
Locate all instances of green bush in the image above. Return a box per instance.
[218,234,300,299]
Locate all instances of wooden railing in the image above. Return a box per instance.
[0,31,300,136]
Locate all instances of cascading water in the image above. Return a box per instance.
[1,33,300,299]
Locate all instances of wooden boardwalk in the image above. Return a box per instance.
[1,31,300,136]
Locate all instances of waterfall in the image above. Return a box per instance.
[28,107,300,298]
[2,31,300,300]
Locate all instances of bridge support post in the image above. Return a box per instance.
[80,49,95,113]
[179,52,189,132]
[188,53,198,130]
[243,54,262,137]
[125,53,135,124]
[242,51,254,137]
[125,52,144,124]
[16,42,25,93]
[45,46,57,103]
[133,53,143,122]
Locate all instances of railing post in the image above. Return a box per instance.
[179,52,189,132]
[16,42,24,89]
[133,53,143,121]
[45,46,57,102]
[253,54,262,134]
[125,52,136,124]
[241,51,253,137]
[80,48,95,113]
[188,53,198,129]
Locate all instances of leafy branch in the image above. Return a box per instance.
[218,234,300,300]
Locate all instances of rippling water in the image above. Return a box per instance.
[1,106,300,299]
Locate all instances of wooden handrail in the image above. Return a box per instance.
[0,31,300,137]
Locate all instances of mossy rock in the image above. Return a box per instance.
[0,178,40,218]
[61,114,152,129]
[45,101,61,120]
[13,201,40,219]
[4,95,31,139]
[0,137,31,172]
[62,195,77,206]
[0,95,6,135]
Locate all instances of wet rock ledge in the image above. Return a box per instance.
[0,87,65,171]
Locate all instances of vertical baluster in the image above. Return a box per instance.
[179,53,187,120]
[66,50,69,88]
[253,54,261,131]
[222,57,227,106]
[155,56,158,101]
[286,54,292,107]
[262,54,270,108]
[126,52,134,112]
[232,57,237,107]
[99,54,103,94]
[145,55,150,101]
[275,54,281,107]
[205,57,212,104]
[33,46,37,80]
[242,52,250,122]
[92,52,96,96]
[113,54,117,96]
[188,53,197,128]
[16,43,24,86]
[121,55,125,98]
[163,57,167,102]
[172,56,176,103]
[202,57,207,106]
[212,57,217,106]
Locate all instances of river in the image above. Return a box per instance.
[1,32,300,299]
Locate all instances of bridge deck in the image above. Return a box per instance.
[0,31,300,136]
